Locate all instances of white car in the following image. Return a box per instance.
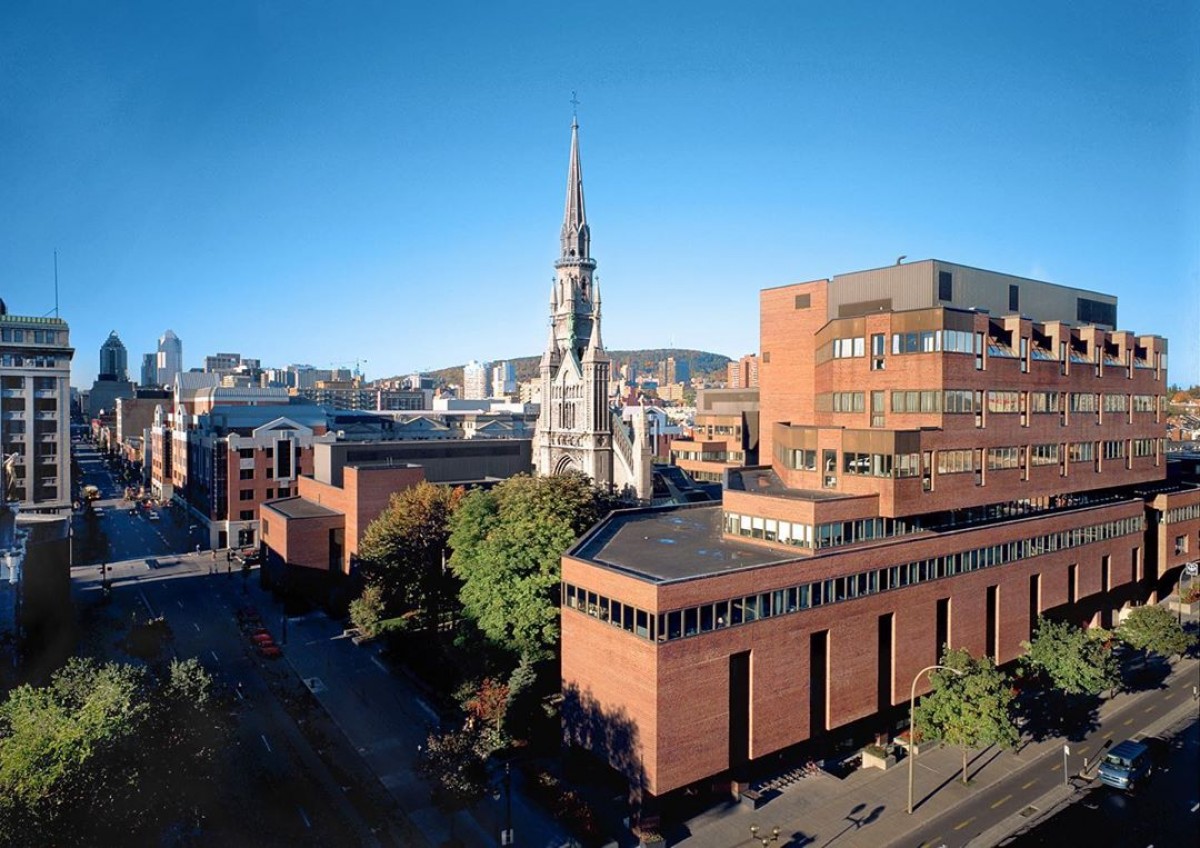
[93,508,105,518]
[148,511,160,522]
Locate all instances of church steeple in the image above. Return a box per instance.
[559,117,591,264]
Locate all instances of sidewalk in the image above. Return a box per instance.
[671,655,1199,848]
[247,578,572,848]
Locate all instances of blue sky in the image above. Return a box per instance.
[2,1,1197,387]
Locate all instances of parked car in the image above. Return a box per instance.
[148,511,160,521]
[1098,739,1153,791]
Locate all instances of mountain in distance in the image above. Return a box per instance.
[389,349,734,388]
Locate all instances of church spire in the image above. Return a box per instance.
[559,117,591,263]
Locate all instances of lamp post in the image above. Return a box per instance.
[748,824,780,846]
[491,761,513,846]
[907,664,966,815]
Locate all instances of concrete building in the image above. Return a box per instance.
[491,361,517,399]
[140,353,157,388]
[156,329,183,387]
[463,360,490,400]
[670,388,760,483]
[0,302,73,512]
[560,261,1198,805]
[533,118,652,500]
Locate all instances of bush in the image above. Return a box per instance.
[349,585,385,637]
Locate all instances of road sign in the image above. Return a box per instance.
[501,828,514,846]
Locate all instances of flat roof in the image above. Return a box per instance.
[727,468,850,501]
[263,497,342,519]
[572,505,788,583]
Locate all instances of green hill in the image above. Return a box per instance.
[391,349,733,388]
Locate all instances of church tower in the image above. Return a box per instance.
[534,117,651,500]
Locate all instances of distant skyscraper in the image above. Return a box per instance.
[463,360,490,400]
[156,329,183,387]
[99,331,128,381]
[491,361,516,398]
[140,353,157,387]
[727,354,759,388]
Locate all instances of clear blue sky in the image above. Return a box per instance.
[2,1,1197,388]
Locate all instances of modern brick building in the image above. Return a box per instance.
[561,260,1200,802]
[670,389,759,483]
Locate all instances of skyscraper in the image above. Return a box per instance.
[140,353,157,387]
[491,361,516,398]
[463,360,490,400]
[156,329,183,387]
[99,331,128,381]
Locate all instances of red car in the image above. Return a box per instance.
[251,633,275,645]
[257,644,282,658]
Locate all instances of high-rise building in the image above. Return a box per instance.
[491,361,516,398]
[727,353,759,388]
[463,360,490,400]
[99,331,128,381]
[140,353,157,388]
[533,118,651,500]
[204,352,242,373]
[156,329,182,387]
[561,259,1197,803]
[0,300,74,512]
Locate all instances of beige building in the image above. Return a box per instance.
[0,304,73,512]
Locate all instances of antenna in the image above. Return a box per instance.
[570,91,580,121]
[54,250,60,317]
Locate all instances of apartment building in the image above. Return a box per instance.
[561,260,1199,801]
[0,305,73,512]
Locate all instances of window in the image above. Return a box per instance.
[1008,284,1019,312]
[794,294,811,309]
[1132,395,1156,413]
[937,449,974,474]
[895,453,920,478]
[266,489,274,499]
[1102,440,1125,460]
[830,392,864,413]
[1068,442,1095,463]
[891,390,941,413]
[1132,438,1154,458]
[871,333,886,370]
[1029,391,1059,413]
[987,447,1020,470]
[239,489,255,501]
[1102,394,1128,413]
[783,448,816,471]
[1174,535,1188,555]
[891,330,940,355]
[831,337,865,358]
[943,390,974,413]
[238,448,254,459]
[938,270,953,301]
[1069,393,1098,413]
[239,510,254,521]
[239,468,254,480]
[1077,297,1116,327]
[987,391,1020,413]
[1031,444,1059,466]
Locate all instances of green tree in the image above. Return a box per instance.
[914,648,1020,785]
[358,481,463,628]
[448,472,617,659]
[349,583,386,637]
[1020,617,1118,695]
[1117,604,1195,659]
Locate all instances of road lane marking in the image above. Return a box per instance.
[919,837,942,848]
[1077,745,1089,753]
[176,600,183,609]
[234,687,245,701]
[1102,731,1113,739]
[1144,705,1155,713]
[991,794,1013,809]
[1050,763,1061,771]
[1164,692,1174,700]
[192,623,200,633]
[210,651,219,663]
[261,734,271,753]
[1021,779,1037,789]
[1124,718,1134,725]
[415,697,438,723]
[1190,801,1198,813]
[954,817,975,831]
[298,807,311,829]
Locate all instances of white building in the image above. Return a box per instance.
[463,360,490,400]
[156,329,183,387]
[491,361,517,398]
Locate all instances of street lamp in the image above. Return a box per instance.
[748,824,780,846]
[490,761,513,846]
[907,663,966,815]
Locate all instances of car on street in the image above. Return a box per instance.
[148,511,160,521]
[1098,739,1153,791]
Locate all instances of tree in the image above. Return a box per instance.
[1117,604,1195,659]
[1020,617,1118,695]
[349,584,386,637]
[416,727,488,843]
[448,472,617,659]
[458,677,510,755]
[358,482,463,628]
[914,648,1020,784]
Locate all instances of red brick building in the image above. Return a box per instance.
[670,389,759,483]
[561,260,1200,800]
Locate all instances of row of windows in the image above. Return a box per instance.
[724,511,924,549]
[878,390,1162,417]
[566,516,1144,643]
[815,392,866,413]
[891,329,978,356]
[1165,503,1200,524]
[0,355,64,368]
[0,328,66,344]
[831,337,865,358]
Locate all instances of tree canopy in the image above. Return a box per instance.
[0,657,226,845]
[914,648,1020,784]
[358,481,463,626]
[1117,604,1195,658]
[448,472,617,659]
[1020,616,1119,696]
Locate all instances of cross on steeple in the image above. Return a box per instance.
[570,91,580,121]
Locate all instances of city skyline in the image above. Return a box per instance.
[2,2,1197,388]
